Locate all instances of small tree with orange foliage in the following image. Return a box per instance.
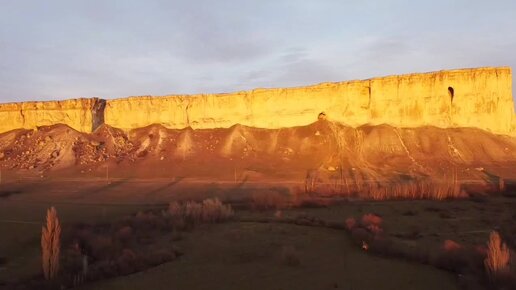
[484,231,510,281]
[41,206,61,280]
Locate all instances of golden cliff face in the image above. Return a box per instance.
[104,67,515,135]
[0,98,103,133]
[0,67,514,135]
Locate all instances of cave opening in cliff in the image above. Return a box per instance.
[448,87,455,103]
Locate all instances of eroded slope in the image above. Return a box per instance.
[0,121,514,186]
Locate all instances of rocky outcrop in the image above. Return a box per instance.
[0,67,514,135]
[0,98,105,133]
[104,67,515,135]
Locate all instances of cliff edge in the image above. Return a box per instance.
[0,67,514,135]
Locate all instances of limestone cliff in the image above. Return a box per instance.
[0,67,514,135]
[104,67,514,135]
[0,98,104,133]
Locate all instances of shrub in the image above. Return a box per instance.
[41,206,61,280]
[115,249,138,275]
[484,231,511,281]
[116,226,133,244]
[361,213,383,235]
[201,198,234,223]
[184,201,203,223]
[167,198,233,225]
[434,241,485,275]
[361,213,382,227]
[61,243,84,275]
[168,202,183,220]
[345,217,356,231]
[32,206,193,289]
[443,240,462,252]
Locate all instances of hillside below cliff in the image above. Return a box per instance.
[1,121,515,192]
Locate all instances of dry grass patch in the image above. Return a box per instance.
[364,178,465,200]
[347,170,467,200]
[167,197,234,224]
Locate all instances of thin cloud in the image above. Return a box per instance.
[0,0,514,104]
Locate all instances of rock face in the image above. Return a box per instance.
[105,67,515,135]
[0,67,514,135]
[0,98,105,133]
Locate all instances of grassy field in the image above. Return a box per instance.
[82,222,456,290]
[1,177,515,289]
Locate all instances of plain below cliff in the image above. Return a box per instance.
[0,120,515,193]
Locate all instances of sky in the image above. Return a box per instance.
[0,0,515,103]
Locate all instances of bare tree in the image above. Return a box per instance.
[41,206,61,280]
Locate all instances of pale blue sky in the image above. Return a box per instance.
[0,0,515,103]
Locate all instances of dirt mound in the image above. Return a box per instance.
[0,121,515,184]
[0,124,83,171]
